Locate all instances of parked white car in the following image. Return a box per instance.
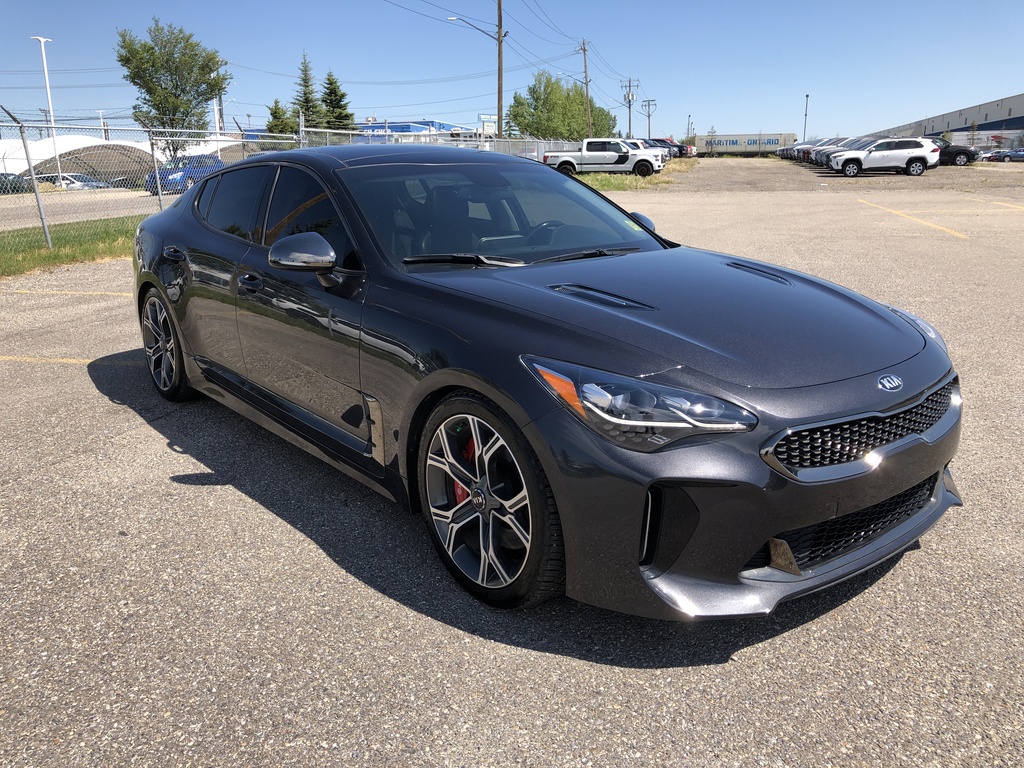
[829,138,940,177]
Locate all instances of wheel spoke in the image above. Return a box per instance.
[425,443,476,492]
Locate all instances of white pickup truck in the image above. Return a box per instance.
[542,138,664,177]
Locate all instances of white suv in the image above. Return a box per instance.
[829,138,940,177]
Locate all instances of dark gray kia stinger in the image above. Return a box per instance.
[133,145,961,620]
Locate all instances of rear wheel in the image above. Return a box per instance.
[418,392,564,609]
[905,159,926,176]
[140,288,193,401]
[842,160,860,177]
[557,163,575,176]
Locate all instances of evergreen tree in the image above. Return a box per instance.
[293,53,326,128]
[266,98,298,135]
[321,71,355,130]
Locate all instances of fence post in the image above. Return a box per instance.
[144,126,164,210]
[1,106,52,249]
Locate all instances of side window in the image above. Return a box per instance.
[265,166,358,269]
[196,176,219,219]
[204,166,269,242]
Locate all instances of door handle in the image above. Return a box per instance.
[237,274,264,293]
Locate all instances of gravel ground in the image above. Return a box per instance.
[1,158,1021,767]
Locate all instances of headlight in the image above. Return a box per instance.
[524,356,756,452]
[169,172,183,180]
[889,307,948,353]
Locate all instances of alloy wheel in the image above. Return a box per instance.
[423,413,532,589]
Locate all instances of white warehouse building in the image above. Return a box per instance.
[878,92,1024,148]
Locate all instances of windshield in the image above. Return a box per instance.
[339,161,665,268]
[160,157,198,170]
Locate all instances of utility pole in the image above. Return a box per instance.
[449,5,507,138]
[580,39,592,137]
[497,0,504,137]
[641,99,656,139]
[621,79,638,138]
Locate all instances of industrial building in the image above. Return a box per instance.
[879,92,1024,148]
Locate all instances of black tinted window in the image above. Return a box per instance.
[265,166,356,267]
[204,167,268,242]
[196,176,218,219]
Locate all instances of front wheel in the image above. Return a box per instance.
[952,152,970,166]
[633,161,653,178]
[418,392,564,609]
[842,160,861,177]
[905,159,926,176]
[140,288,193,401]
[1004,155,1012,163]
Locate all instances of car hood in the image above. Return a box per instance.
[413,248,925,389]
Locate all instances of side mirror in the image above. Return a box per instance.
[630,212,656,232]
[268,231,336,271]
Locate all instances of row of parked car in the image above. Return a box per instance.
[777,135,983,177]
[0,155,231,196]
[976,147,1024,162]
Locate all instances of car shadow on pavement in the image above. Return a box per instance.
[90,350,909,670]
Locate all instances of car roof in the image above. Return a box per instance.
[228,144,540,174]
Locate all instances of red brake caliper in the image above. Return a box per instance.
[453,436,476,505]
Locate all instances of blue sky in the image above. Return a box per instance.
[2,0,1021,139]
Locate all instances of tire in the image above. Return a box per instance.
[140,288,193,401]
[633,161,653,178]
[418,391,564,609]
[952,152,970,166]
[905,159,926,177]
[557,163,575,176]
[1003,155,1012,163]
[842,160,860,177]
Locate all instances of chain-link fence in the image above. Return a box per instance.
[0,118,575,256]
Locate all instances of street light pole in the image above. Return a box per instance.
[448,7,506,138]
[31,36,63,186]
[803,94,810,142]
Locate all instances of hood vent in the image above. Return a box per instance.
[725,262,794,286]
[549,283,656,310]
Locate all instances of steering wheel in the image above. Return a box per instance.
[527,220,566,245]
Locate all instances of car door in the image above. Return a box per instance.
[861,140,893,170]
[175,165,272,379]
[235,164,377,472]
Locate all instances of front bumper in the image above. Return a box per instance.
[525,371,962,620]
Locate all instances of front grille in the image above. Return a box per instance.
[773,381,955,471]
[743,473,938,572]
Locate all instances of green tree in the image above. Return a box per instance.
[293,52,326,129]
[506,71,614,140]
[116,18,230,155]
[266,98,298,135]
[321,71,355,130]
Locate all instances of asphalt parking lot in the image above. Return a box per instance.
[1,159,1022,767]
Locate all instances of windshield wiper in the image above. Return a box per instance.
[402,253,526,267]
[534,247,640,264]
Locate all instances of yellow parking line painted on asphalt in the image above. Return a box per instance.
[8,289,132,297]
[0,355,143,366]
[857,199,968,239]
[989,201,1024,211]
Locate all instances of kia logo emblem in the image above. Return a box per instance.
[878,374,904,392]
